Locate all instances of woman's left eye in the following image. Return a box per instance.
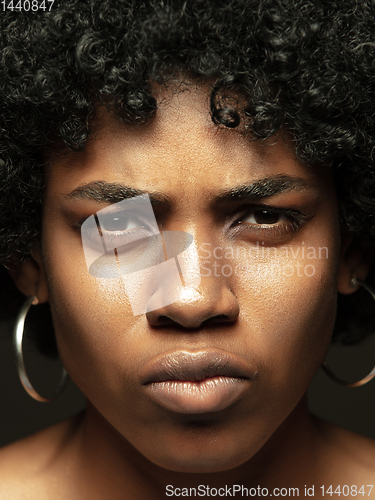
[232,206,307,241]
[242,209,287,226]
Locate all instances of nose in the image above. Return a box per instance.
[146,276,240,328]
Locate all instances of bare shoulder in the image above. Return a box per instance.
[0,413,83,500]
[314,417,375,490]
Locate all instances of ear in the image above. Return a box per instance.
[7,247,49,303]
[337,231,375,294]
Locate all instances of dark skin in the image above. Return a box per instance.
[1,84,375,499]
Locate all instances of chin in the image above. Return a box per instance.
[152,452,248,474]
[140,431,254,474]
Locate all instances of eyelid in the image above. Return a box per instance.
[235,204,310,224]
[99,211,148,233]
[78,209,157,254]
[242,210,288,225]
[74,208,154,231]
[227,203,312,243]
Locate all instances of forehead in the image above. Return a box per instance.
[45,84,327,201]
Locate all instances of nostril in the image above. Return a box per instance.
[208,314,230,324]
[155,315,176,326]
[200,314,238,327]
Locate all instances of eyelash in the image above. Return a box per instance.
[79,212,154,250]
[232,205,309,238]
[98,227,150,247]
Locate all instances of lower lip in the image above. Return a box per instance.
[144,376,249,414]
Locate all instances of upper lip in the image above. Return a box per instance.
[141,350,256,384]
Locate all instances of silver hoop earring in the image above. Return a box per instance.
[13,296,68,402]
[322,277,375,388]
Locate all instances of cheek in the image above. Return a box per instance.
[41,226,141,394]
[233,240,338,391]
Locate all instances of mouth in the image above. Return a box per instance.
[141,350,256,414]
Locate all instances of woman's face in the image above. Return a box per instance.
[41,84,341,473]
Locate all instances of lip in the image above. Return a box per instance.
[141,350,256,414]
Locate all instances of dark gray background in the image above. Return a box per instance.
[0,317,374,447]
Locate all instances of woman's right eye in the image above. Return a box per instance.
[100,212,144,233]
[81,209,157,253]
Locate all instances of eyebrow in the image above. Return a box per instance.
[64,175,312,207]
[64,181,170,207]
[212,175,312,205]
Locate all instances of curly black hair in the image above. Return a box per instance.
[0,0,374,354]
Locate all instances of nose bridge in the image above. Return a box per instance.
[172,220,234,291]
[161,229,202,290]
